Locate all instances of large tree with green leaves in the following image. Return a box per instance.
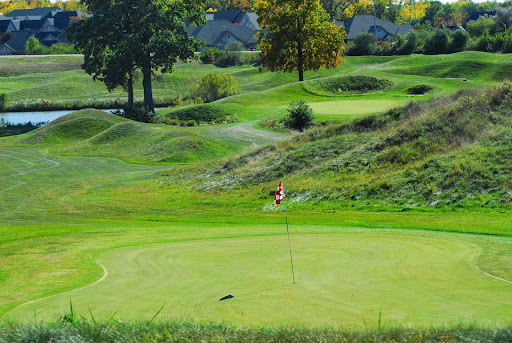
[68,0,205,112]
[254,0,346,82]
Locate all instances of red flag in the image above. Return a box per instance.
[273,181,285,206]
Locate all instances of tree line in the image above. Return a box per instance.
[205,0,504,26]
[0,0,84,14]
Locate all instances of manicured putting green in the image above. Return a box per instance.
[5,229,512,329]
[309,99,408,120]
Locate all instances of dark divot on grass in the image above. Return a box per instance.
[219,295,234,301]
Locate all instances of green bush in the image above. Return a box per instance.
[224,41,244,65]
[449,30,469,53]
[192,73,239,103]
[199,47,225,64]
[283,100,314,132]
[347,33,377,56]
[25,36,46,55]
[114,103,154,123]
[424,29,449,55]
[0,93,7,111]
[407,85,434,95]
[164,105,228,123]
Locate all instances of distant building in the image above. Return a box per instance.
[0,7,84,55]
[186,11,261,50]
[337,15,414,41]
[467,11,496,22]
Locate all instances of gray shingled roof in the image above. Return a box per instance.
[3,30,37,52]
[207,11,260,30]
[341,15,413,40]
[186,19,258,47]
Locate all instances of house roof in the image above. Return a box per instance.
[186,19,258,47]
[5,7,61,19]
[0,19,10,33]
[20,19,45,30]
[53,11,84,29]
[13,15,42,21]
[207,11,260,30]
[468,11,496,22]
[0,43,16,54]
[340,15,413,40]
[3,30,37,52]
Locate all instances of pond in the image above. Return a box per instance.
[0,109,118,125]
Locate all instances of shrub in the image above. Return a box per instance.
[0,93,7,111]
[449,30,469,53]
[466,17,495,37]
[199,47,224,64]
[397,32,417,55]
[283,100,314,132]
[25,36,46,55]
[407,85,434,95]
[224,41,244,65]
[164,105,227,123]
[424,29,449,54]
[192,73,239,103]
[347,33,377,56]
[115,103,154,123]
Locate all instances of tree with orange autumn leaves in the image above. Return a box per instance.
[254,0,346,82]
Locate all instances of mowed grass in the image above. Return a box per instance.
[1,147,512,329]
[1,52,512,331]
[4,229,512,329]
[308,99,408,121]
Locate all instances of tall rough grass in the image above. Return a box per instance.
[0,321,511,343]
[199,83,512,209]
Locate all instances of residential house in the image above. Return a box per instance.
[0,7,83,55]
[338,15,414,41]
[187,11,261,50]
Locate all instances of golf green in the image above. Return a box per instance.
[6,229,512,329]
[309,99,408,120]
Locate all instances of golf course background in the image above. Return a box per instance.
[0,52,511,333]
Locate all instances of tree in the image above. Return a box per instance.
[68,0,205,113]
[25,35,46,55]
[494,5,512,32]
[320,0,343,20]
[254,0,346,82]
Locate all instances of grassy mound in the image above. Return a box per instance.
[395,60,512,82]
[201,83,512,209]
[303,75,393,96]
[6,109,230,163]
[19,109,127,144]
[70,122,230,163]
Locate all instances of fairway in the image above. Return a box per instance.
[308,99,408,120]
[5,229,512,329]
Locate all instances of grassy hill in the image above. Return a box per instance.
[199,83,512,210]
[3,109,236,164]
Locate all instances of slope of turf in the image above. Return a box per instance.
[2,109,234,163]
[200,83,512,210]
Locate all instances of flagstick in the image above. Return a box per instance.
[283,198,296,284]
